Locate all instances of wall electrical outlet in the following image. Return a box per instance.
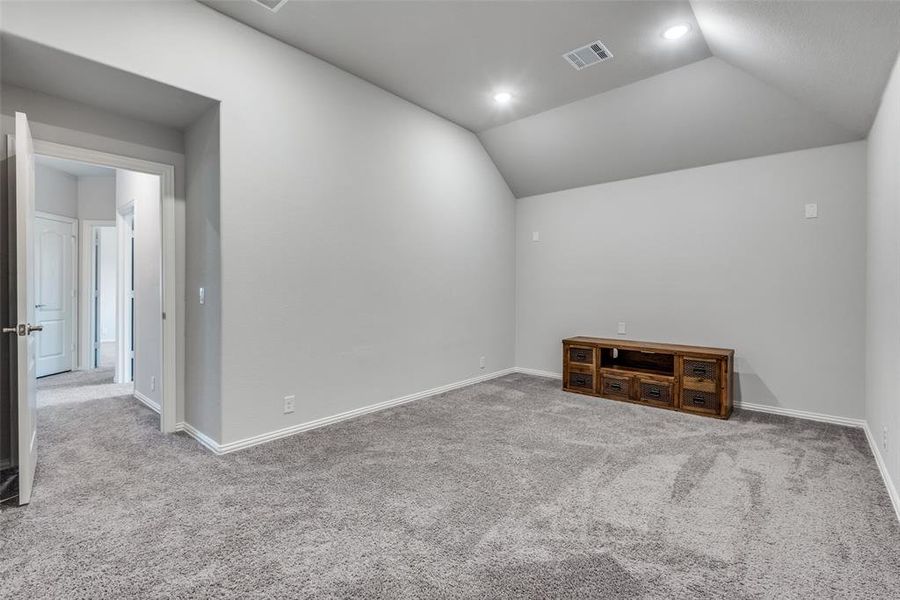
[150,376,156,392]
[283,395,296,414]
[804,203,818,219]
[617,322,627,335]
[199,287,205,305]
[532,231,540,242]
[884,426,889,451]
[480,356,486,370]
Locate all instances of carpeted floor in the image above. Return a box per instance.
[36,368,133,407]
[2,373,899,599]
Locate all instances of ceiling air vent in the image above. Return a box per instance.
[563,40,613,71]
[251,0,289,12]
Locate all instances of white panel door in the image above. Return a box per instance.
[34,215,75,377]
[5,112,39,505]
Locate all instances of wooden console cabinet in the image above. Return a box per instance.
[562,337,734,419]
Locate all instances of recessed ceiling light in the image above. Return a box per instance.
[251,0,289,12]
[493,91,513,104]
[662,23,691,40]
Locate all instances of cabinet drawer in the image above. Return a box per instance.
[567,345,595,366]
[638,378,673,406]
[565,368,594,392]
[683,358,718,382]
[681,388,720,413]
[601,373,631,400]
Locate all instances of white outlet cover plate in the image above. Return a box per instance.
[805,203,818,218]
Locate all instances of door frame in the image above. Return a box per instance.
[31,139,179,433]
[78,218,116,371]
[115,205,134,386]
[34,211,78,377]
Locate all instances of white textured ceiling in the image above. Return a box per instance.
[0,34,216,130]
[36,155,115,177]
[200,0,900,197]
[692,0,900,137]
[479,57,859,198]
[199,0,711,132]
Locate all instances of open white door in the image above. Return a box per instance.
[4,112,40,505]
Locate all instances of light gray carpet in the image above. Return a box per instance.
[36,368,133,408]
[1,374,898,599]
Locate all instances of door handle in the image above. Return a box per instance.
[3,324,29,336]
[34,304,46,308]
[27,324,43,334]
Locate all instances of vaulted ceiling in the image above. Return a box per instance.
[205,1,900,195]
[199,0,711,132]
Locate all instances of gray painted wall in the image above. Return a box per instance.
[118,170,162,406]
[516,141,866,419]
[34,163,116,221]
[76,175,115,221]
[1,84,184,155]
[866,50,900,497]
[35,162,77,218]
[479,57,859,198]
[184,105,221,440]
[1,1,516,445]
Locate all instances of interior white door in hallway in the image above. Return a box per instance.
[34,213,76,377]
[4,111,39,504]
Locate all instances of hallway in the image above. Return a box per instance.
[37,368,133,408]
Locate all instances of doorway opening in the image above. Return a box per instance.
[91,224,117,370]
[28,148,171,426]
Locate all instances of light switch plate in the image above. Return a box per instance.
[532,231,540,242]
[805,203,818,219]
[199,287,205,305]
[617,322,627,335]
[283,395,295,414]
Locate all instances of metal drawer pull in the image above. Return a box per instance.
[610,383,622,391]
[648,388,661,398]
[692,366,708,375]
[691,395,705,405]
[574,352,587,361]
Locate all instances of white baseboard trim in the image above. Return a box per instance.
[179,367,516,455]
[514,367,562,379]
[735,401,866,428]
[863,423,900,524]
[511,370,867,427]
[175,421,222,454]
[133,390,161,414]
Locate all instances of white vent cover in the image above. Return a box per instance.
[563,40,613,71]
[251,0,289,12]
